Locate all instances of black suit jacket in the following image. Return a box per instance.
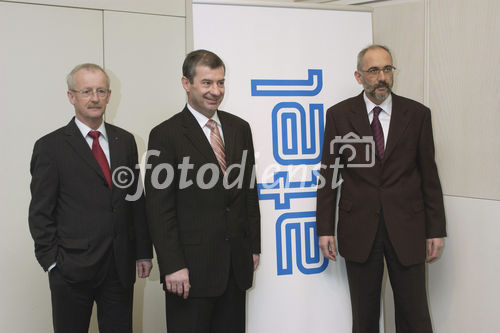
[145,106,260,297]
[29,118,152,287]
[316,92,446,266]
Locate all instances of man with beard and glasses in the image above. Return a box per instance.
[316,45,446,333]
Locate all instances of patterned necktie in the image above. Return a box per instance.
[371,106,385,160]
[206,119,226,174]
[88,131,111,188]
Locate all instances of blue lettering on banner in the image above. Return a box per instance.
[251,69,323,96]
[275,211,329,275]
[251,69,329,276]
[257,170,319,210]
[272,102,324,165]
[252,69,325,165]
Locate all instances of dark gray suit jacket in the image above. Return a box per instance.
[145,106,260,297]
[29,118,152,287]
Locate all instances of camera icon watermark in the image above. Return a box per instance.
[330,132,375,168]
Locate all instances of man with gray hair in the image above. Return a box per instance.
[316,45,446,332]
[29,63,152,332]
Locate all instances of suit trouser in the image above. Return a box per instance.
[165,267,245,333]
[48,252,134,333]
[345,218,433,333]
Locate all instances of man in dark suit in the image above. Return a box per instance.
[145,49,260,333]
[29,63,153,333]
[316,45,446,333]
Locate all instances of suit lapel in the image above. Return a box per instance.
[347,93,382,181]
[181,107,219,165]
[384,93,411,162]
[107,124,122,175]
[218,111,234,166]
[218,111,237,200]
[348,92,412,163]
[64,118,107,184]
[348,92,373,138]
[106,123,127,202]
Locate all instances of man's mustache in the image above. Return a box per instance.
[375,81,390,89]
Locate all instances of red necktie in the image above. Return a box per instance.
[88,131,111,188]
[206,119,226,174]
[371,106,385,160]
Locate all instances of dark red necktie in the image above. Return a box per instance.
[88,131,111,188]
[371,106,385,160]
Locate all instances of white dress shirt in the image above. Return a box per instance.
[74,117,111,166]
[187,103,225,144]
[363,92,392,147]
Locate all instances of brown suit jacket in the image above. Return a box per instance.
[316,92,446,266]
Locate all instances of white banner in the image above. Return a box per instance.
[192,1,373,332]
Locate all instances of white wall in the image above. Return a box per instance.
[0,0,185,16]
[0,1,187,332]
[428,196,500,333]
[0,4,104,331]
[373,0,500,332]
[2,0,498,332]
[102,10,187,333]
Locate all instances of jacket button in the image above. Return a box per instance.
[225,207,230,212]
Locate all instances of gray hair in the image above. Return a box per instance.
[66,63,110,90]
[357,44,393,71]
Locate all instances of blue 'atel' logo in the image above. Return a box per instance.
[251,69,328,276]
[252,69,324,165]
[275,211,328,275]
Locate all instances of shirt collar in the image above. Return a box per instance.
[74,117,108,141]
[364,92,392,116]
[187,103,222,128]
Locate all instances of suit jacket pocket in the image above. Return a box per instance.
[338,199,353,212]
[56,237,90,283]
[337,199,353,239]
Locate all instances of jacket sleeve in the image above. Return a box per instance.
[316,108,341,236]
[244,123,261,254]
[417,108,447,238]
[28,139,59,271]
[128,136,153,260]
[145,127,185,278]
